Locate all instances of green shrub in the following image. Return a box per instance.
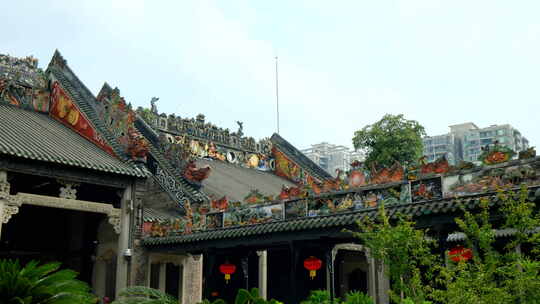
[112,286,178,304]
[342,291,374,304]
[0,259,96,304]
[300,290,340,304]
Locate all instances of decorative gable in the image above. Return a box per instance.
[50,81,115,156]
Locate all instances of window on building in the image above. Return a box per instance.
[497,129,505,136]
[150,263,160,289]
[481,138,492,145]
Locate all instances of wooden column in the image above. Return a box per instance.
[202,250,216,300]
[289,243,299,304]
[183,254,203,304]
[326,249,335,302]
[257,250,268,299]
[241,255,249,290]
[0,171,7,239]
[115,184,132,296]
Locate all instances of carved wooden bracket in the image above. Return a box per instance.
[0,180,22,224]
[2,204,20,224]
[59,183,79,199]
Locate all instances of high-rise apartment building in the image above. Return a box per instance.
[301,142,365,177]
[423,123,530,164]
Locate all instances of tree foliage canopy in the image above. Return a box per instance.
[353,186,540,304]
[352,114,426,168]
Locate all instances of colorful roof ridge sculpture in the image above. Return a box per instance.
[0,54,50,112]
[95,84,149,161]
[479,141,515,165]
[137,103,276,178]
[142,151,540,238]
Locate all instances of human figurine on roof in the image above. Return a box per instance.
[150,96,159,114]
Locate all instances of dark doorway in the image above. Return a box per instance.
[165,263,181,298]
[0,205,103,285]
[267,248,292,303]
[205,255,246,303]
[334,250,369,299]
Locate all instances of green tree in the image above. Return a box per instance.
[352,114,426,168]
[351,205,438,303]
[352,186,540,304]
[432,187,540,304]
[0,259,96,304]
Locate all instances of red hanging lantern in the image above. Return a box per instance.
[219,262,236,283]
[303,256,322,280]
[448,245,473,262]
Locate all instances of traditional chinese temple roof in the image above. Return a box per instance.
[197,158,294,202]
[141,187,540,248]
[0,103,146,177]
[46,51,128,159]
[135,116,208,202]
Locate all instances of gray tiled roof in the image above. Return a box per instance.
[46,51,127,159]
[141,196,476,246]
[141,187,540,246]
[0,104,146,177]
[197,158,295,202]
[144,208,178,223]
[135,117,207,202]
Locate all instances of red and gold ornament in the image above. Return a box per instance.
[448,245,473,262]
[303,256,322,280]
[219,262,236,284]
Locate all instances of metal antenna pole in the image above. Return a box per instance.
[275,56,280,134]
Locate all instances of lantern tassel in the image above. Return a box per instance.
[225,274,230,283]
[309,270,316,280]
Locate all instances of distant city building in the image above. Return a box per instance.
[301,142,365,177]
[423,122,530,165]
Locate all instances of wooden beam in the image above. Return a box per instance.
[0,157,136,188]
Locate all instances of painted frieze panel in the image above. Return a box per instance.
[355,184,410,208]
[223,203,283,227]
[307,198,335,216]
[443,163,540,197]
[285,199,308,219]
[411,177,443,203]
[144,217,191,237]
[206,212,224,229]
[50,81,115,156]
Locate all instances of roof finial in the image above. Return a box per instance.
[49,49,67,69]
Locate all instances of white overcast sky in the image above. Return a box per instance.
[2,0,539,150]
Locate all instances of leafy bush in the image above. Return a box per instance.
[234,288,282,304]
[342,291,374,304]
[0,259,96,304]
[112,286,178,304]
[300,290,340,304]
